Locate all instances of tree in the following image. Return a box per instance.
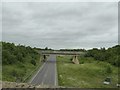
[8,55,17,64]
[2,50,10,64]
[17,53,23,62]
[45,47,48,50]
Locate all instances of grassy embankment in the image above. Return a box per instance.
[2,42,43,82]
[57,55,118,88]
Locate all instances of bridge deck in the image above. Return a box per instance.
[41,51,84,55]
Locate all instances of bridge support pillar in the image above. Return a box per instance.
[72,56,79,64]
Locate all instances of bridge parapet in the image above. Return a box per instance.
[40,50,84,55]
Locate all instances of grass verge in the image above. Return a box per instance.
[57,55,118,88]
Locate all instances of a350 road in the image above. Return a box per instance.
[30,55,58,86]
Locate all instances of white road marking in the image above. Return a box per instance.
[55,56,57,86]
[41,64,49,84]
[29,62,46,83]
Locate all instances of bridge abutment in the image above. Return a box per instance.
[72,56,79,64]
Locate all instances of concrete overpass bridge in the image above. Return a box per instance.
[40,50,84,55]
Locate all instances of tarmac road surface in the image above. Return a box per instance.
[30,55,57,86]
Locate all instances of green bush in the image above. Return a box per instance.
[31,59,36,66]
[80,60,84,64]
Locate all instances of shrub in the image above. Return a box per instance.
[80,61,84,64]
[11,69,18,77]
[31,59,36,66]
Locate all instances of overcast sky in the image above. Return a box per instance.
[2,2,118,49]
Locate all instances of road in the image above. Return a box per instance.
[30,55,58,86]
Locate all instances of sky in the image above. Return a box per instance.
[2,2,118,49]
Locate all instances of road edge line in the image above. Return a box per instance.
[55,55,58,86]
[29,62,46,83]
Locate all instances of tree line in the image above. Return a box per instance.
[85,45,120,67]
[2,42,39,66]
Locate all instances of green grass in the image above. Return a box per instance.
[2,55,42,82]
[57,55,118,88]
